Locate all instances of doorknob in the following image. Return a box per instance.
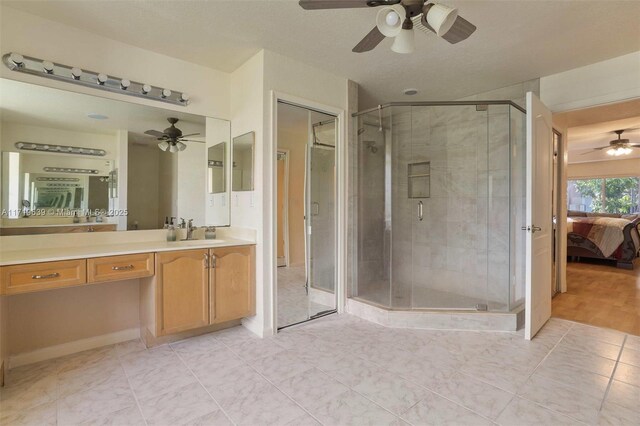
[521,225,542,233]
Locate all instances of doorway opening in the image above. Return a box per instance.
[275,100,338,330]
[552,98,640,335]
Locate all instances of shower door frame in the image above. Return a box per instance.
[270,91,347,333]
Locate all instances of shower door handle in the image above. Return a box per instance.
[418,201,423,221]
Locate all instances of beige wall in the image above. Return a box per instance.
[277,128,307,267]
[568,158,640,179]
[0,4,232,361]
[8,280,140,355]
[128,143,161,229]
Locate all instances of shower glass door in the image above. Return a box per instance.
[307,117,337,319]
[403,105,491,310]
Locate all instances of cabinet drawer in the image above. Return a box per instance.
[1,260,87,295]
[87,253,154,283]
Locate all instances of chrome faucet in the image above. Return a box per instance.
[186,219,196,240]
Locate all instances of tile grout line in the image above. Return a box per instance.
[115,343,149,426]
[220,337,331,425]
[599,334,627,412]
[168,343,238,426]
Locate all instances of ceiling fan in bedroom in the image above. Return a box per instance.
[144,118,202,153]
[298,0,477,54]
[582,129,640,157]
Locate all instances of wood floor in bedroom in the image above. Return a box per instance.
[553,259,640,336]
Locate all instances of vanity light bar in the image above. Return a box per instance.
[208,160,224,167]
[3,52,190,107]
[15,142,107,157]
[36,177,80,182]
[45,183,80,188]
[43,167,99,174]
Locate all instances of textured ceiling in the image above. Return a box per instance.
[4,1,640,108]
[561,99,640,163]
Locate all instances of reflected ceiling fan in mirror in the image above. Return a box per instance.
[582,129,640,157]
[299,0,476,53]
[144,117,201,153]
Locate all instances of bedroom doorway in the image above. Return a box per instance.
[551,98,640,335]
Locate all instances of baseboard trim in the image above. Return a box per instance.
[8,328,140,369]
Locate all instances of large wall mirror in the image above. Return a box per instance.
[0,78,231,235]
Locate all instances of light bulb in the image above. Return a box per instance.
[158,141,169,151]
[71,67,82,80]
[97,73,108,85]
[42,60,54,73]
[169,143,178,153]
[121,79,131,90]
[180,93,190,102]
[142,84,151,94]
[624,147,632,155]
[386,11,400,27]
[9,53,24,66]
[161,89,172,98]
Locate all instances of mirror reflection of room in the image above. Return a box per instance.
[0,79,231,235]
[276,101,337,329]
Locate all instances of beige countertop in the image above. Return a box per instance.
[0,238,255,266]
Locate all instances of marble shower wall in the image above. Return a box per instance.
[350,81,535,311]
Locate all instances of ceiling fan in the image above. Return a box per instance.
[298,0,476,54]
[582,129,640,157]
[144,118,201,153]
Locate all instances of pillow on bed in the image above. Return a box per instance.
[587,212,621,218]
[568,210,587,217]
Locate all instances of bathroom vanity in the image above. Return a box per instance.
[0,234,256,350]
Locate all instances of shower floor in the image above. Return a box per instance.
[355,280,507,311]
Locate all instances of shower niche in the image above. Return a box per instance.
[351,102,527,319]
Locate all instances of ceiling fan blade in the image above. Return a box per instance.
[421,14,477,44]
[144,130,165,137]
[353,27,386,53]
[442,16,477,44]
[629,144,640,147]
[180,133,200,138]
[299,0,372,10]
[180,139,206,143]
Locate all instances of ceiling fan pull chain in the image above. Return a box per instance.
[378,105,383,132]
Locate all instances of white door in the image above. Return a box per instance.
[525,92,554,340]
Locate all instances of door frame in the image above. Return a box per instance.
[276,149,290,268]
[270,91,346,333]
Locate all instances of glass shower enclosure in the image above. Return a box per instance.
[351,102,526,313]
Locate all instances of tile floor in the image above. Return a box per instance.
[2,314,639,425]
[277,265,333,328]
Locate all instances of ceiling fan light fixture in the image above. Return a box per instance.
[177,141,187,151]
[158,141,169,151]
[169,143,179,153]
[426,3,459,36]
[376,4,405,37]
[391,28,415,54]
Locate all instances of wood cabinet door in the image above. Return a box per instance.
[210,246,255,324]
[156,249,209,335]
